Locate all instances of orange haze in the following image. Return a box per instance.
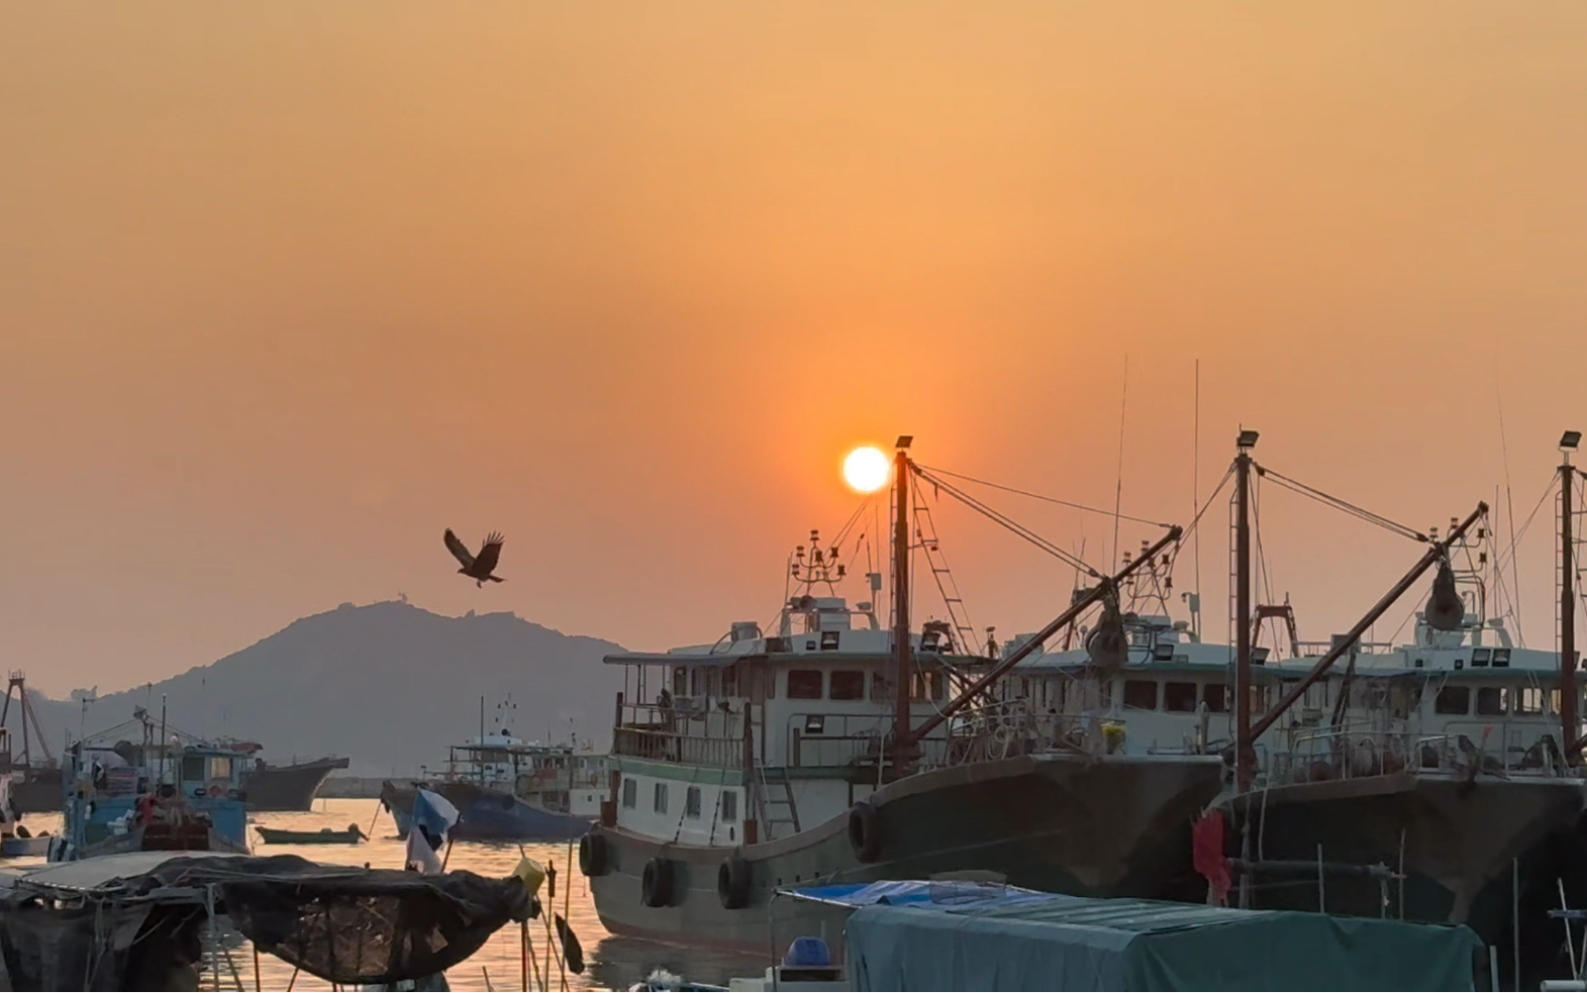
[3,2,1586,696]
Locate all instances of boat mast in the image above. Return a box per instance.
[1561,430,1580,763]
[1234,430,1257,792]
[892,435,917,776]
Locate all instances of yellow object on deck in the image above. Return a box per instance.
[512,856,547,896]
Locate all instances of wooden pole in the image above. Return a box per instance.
[252,946,262,992]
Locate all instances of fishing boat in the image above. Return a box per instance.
[0,755,51,857]
[1002,430,1587,988]
[47,707,252,862]
[582,440,1222,957]
[380,703,602,841]
[238,749,353,811]
[256,824,367,845]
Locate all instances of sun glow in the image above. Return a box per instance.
[843,446,891,493]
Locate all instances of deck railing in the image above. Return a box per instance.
[1267,723,1571,785]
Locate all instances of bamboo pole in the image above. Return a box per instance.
[252,946,261,992]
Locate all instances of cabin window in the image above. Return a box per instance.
[787,669,824,700]
[1163,682,1198,713]
[722,665,738,697]
[653,782,669,814]
[912,670,946,702]
[1202,682,1228,713]
[690,668,703,697]
[830,670,866,701]
[685,786,702,819]
[871,672,893,702]
[1472,648,1491,667]
[706,668,721,698]
[1434,685,1471,715]
[721,789,739,822]
[622,778,637,808]
[1122,680,1158,710]
[207,756,232,781]
[1551,689,1562,716]
[1476,686,1508,717]
[672,667,688,698]
[181,756,205,781]
[1517,687,1544,715]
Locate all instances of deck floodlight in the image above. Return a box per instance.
[1237,429,1259,450]
[1561,431,1581,451]
[895,435,913,450]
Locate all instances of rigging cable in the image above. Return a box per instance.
[911,464,1174,528]
[910,465,1098,577]
[1253,464,1428,543]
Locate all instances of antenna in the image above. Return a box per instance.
[1111,355,1129,572]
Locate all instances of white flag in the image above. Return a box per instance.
[404,788,460,874]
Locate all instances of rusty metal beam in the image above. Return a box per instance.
[908,525,1184,743]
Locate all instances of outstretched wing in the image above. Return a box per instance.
[473,532,504,575]
[443,529,475,569]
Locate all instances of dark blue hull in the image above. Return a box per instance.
[380,780,593,842]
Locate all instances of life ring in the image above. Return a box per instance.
[847,801,884,863]
[641,857,675,908]
[717,855,752,910]
[579,830,609,877]
[207,785,224,798]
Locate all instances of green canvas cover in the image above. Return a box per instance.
[845,894,1482,991]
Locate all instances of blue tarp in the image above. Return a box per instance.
[786,882,1483,991]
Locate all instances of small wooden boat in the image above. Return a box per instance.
[255,823,366,845]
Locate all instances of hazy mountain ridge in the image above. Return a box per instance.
[9,601,626,776]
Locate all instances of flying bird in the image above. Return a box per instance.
[444,529,506,587]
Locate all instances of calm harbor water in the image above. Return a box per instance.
[18,799,769,992]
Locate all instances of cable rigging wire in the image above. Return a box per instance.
[910,465,1099,577]
[911,464,1175,528]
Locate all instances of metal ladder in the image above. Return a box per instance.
[755,765,801,840]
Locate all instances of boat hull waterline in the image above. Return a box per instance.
[587,753,1225,955]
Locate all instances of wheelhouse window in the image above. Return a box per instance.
[1163,682,1198,713]
[181,755,205,781]
[721,789,738,822]
[685,786,702,819]
[722,664,738,697]
[653,782,668,814]
[912,670,946,702]
[622,778,637,808]
[1122,680,1158,710]
[672,666,687,698]
[830,670,866,701]
[1434,685,1471,715]
[1476,686,1508,717]
[787,669,824,700]
[1202,682,1228,713]
[871,671,893,702]
[1516,686,1544,715]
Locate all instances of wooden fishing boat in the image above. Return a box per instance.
[255,823,366,845]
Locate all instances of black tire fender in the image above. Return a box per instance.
[579,830,608,877]
[641,857,675,908]
[848,801,884,863]
[718,854,752,909]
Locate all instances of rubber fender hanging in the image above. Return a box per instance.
[847,801,885,863]
[579,830,608,877]
[641,857,675,908]
[718,855,752,909]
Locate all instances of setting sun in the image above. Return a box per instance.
[842,446,891,493]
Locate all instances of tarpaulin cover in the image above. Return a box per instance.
[0,854,534,990]
[792,883,1482,991]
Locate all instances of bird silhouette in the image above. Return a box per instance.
[444,529,506,587]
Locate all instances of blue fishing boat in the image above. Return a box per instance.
[48,708,251,862]
[381,778,591,841]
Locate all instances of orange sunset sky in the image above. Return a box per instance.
[3,2,1586,697]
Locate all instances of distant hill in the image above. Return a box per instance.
[7,601,626,776]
